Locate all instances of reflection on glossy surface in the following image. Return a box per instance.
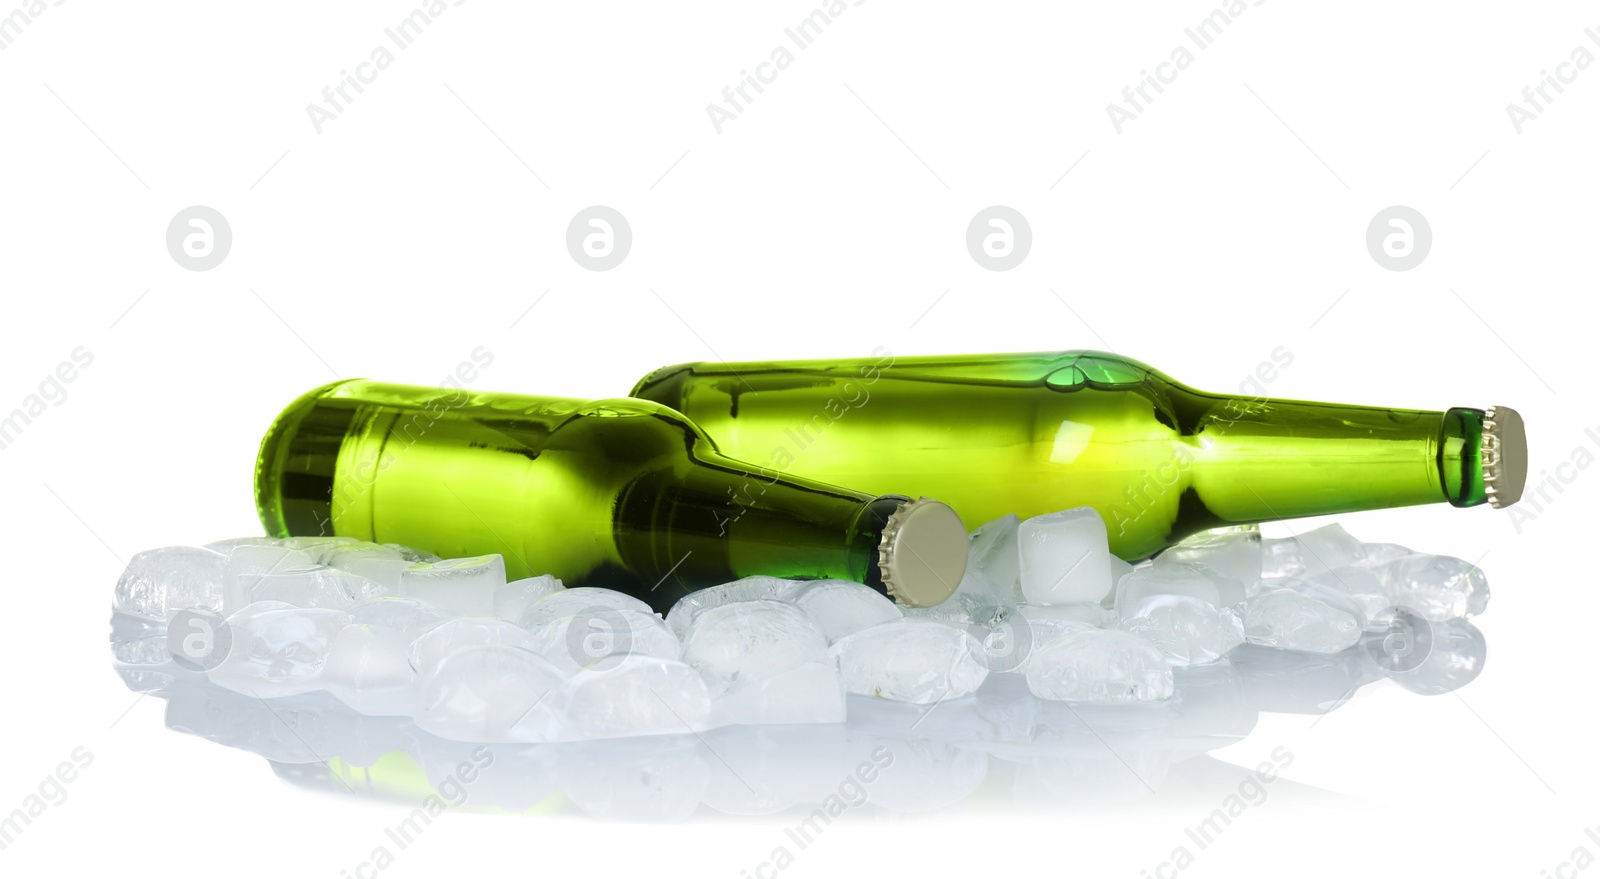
[113,621,1486,821]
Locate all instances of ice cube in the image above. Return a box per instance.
[1310,568,1390,623]
[1107,556,1134,595]
[911,569,1014,628]
[1259,537,1305,580]
[664,576,802,640]
[325,556,412,592]
[1024,629,1173,702]
[786,579,902,642]
[385,544,442,563]
[1154,527,1262,585]
[322,624,418,715]
[986,607,1100,674]
[1244,579,1364,654]
[1376,554,1489,621]
[1119,594,1244,667]
[559,654,712,740]
[830,619,989,704]
[209,604,354,697]
[222,544,319,612]
[530,607,679,674]
[1356,542,1412,568]
[968,514,1023,599]
[710,661,845,726]
[1018,507,1113,604]
[1020,602,1117,629]
[493,575,566,623]
[519,587,655,632]
[681,599,828,696]
[408,617,541,675]
[349,597,453,637]
[1293,523,1366,577]
[279,535,359,556]
[240,564,382,609]
[114,546,227,620]
[399,555,506,617]
[203,536,279,554]
[1114,563,1246,617]
[416,645,565,742]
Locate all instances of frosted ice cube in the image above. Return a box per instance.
[408,617,541,675]
[1018,507,1113,604]
[222,544,319,612]
[681,599,827,696]
[968,514,1023,599]
[416,645,565,742]
[1114,562,1245,617]
[241,564,382,609]
[530,606,679,674]
[710,661,845,726]
[1154,527,1262,585]
[830,619,989,704]
[664,576,801,640]
[1355,542,1412,568]
[559,654,712,740]
[322,624,418,715]
[398,555,506,617]
[493,575,566,623]
[1025,628,1173,702]
[209,604,354,697]
[1293,523,1366,577]
[1377,554,1489,621]
[519,587,655,632]
[1310,568,1390,624]
[1244,579,1364,654]
[114,546,227,620]
[349,597,453,637]
[787,579,901,642]
[1119,594,1245,667]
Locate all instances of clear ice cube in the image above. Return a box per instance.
[416,645,566,742]
[559,654,712,740]
[786,579,902,642]
[1024,628,1173,703]
[1119,594,1244,667]
[664,576,801,640]
[830,619,989,704]
[1311,567,1390,624]
[399,555,507,617]
[240,564,382,609]
[114,546,227,620]
[322,624,418,715]
[408,617,541,675]
[1114,563,1246,617]
[1018,507,1114,605]
[349,597,454,637]
[680,599,828,696]
[968,514,1023,599]
[1244,579,1364,654]
[519,587,655,632]
[493,575,566,623]
[1376,553,1489,621]
[530,606,679,674]
[209,604,354,697]
[1153,527,1262,585]
[1293,523,1366,577]
[222,544,319,612]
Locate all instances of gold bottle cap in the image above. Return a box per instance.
[877,497,968,607]
[1483,406,1527,509]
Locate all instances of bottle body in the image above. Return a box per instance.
[631,351,1518,561]
[255,381,966,611]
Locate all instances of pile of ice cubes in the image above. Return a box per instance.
[109,512,1488,743]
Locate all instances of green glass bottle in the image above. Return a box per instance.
[630,350,1528,561]
[255,380,967,612]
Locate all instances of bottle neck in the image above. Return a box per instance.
[1182,397,1486,525]
[614,448,902,610]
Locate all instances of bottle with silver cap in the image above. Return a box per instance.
[630,350,1530,561]
[255,380,967,613]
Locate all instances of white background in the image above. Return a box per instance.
[2,1,1595,876]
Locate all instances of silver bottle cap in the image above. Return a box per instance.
[1483,406,1527,509]
[877,497,968,607]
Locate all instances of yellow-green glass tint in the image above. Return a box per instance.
[631,351,1488,561]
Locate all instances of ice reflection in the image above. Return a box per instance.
[112,621,1486,820]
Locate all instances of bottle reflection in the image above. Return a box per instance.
[111,618,1485,821]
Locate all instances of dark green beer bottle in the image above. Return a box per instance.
[630,350,1528,561]
[255,380,967,611]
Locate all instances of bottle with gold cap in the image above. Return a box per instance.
[630,350,1529,561]
[254,380,967,612]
